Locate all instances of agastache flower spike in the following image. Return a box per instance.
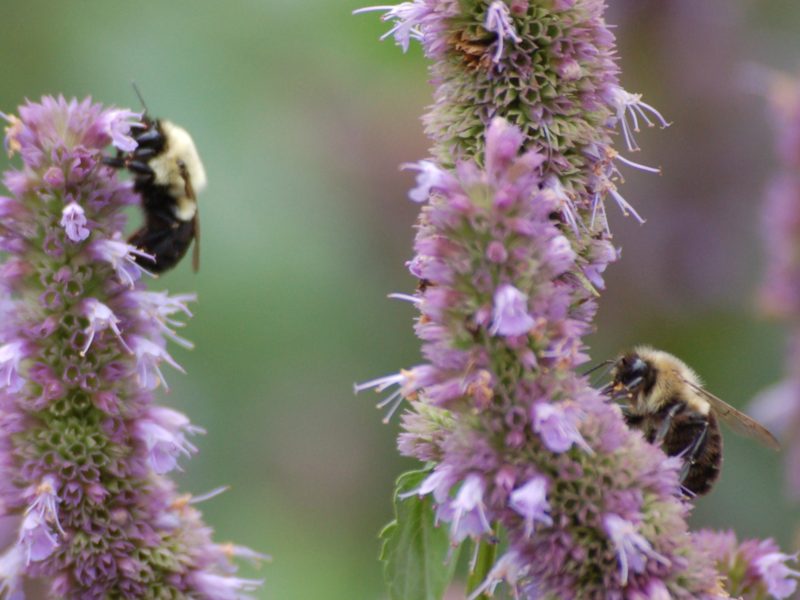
[0,96,264,596]
[359,114,738,597]
[358,2,794,597]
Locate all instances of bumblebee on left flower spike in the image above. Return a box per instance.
[106,86,206,273]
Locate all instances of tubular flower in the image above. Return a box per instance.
[0,96,263,597]
[357,2,794,597]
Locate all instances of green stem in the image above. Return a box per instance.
[465,536,497,599]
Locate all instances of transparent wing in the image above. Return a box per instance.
[684,379,780,451]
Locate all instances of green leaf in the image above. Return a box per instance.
[380,469,461,600]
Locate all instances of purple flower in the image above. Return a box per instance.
[354,366,435,422]
[132,291,197,349]
[90,236,154,287]
[606,86,670,153]
[484,1,521,64]
[439,474,492,543]
[19,510,59,564]
[130,335,186,390]
[755,551,800,598]
[532,402,592,454]
[80,297,130,355]
[188,572,264,600]
[136,408,202,475]
[353,1,431,53]
[695,530,800,599]
[509,476,552,537]
[214,543,272,569]
[0,340,27,392]
[399,464,456,503]
[628,580,672,600]
[490,284,535,337]
[401,160,449,203]
[100,108,142,152]
[0,546,24,600]
[468,551,527,600]
[604,514,670,586]
[59,201,90,242]
[26,476,65,536]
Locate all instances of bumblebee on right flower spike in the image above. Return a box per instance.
[602,346,780,496]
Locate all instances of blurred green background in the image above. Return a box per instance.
[1,1,799,597]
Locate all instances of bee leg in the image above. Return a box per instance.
[678,421,709,484]
[103,156,126,169]
[132,147,157,161]
[134,127,164,148]
[653,403,683,446]
[127,160,154,176]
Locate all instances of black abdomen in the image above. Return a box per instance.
[128,209,194,274]
[627,404,722,496]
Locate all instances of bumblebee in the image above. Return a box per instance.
[106,94,206,273]
[604,346,780,496]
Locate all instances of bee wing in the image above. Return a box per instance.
[684,379,780,451]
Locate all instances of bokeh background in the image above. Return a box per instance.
[1,1,799,597]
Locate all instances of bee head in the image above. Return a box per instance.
[609,353,652,397]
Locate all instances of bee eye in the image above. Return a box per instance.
[621,357,648,386]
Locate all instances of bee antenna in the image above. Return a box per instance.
[582,359,614,377]
[130,81,150,115]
